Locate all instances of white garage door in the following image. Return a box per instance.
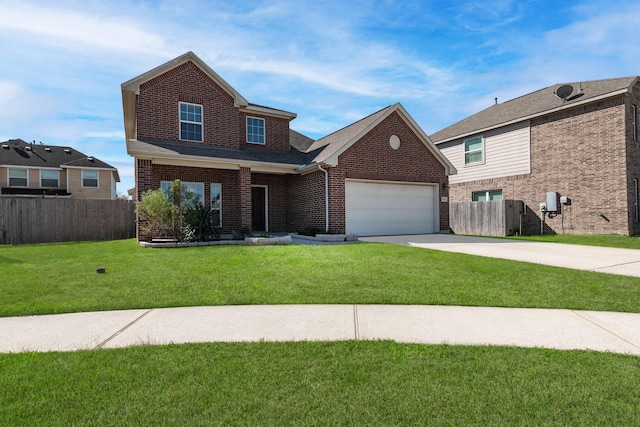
[345,180,437,236]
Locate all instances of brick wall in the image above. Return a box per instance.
[285,170,326,232]
[137,62,240,148]
[329,111,449,233]
[449,93,636,235]
[239,112,291,151]
[136,60,292,152]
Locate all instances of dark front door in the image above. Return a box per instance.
[251,186,267,232]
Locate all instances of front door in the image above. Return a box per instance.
[251,186,267,232]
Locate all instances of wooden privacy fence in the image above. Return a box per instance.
[450,200,524,237]
[0,198,136,244]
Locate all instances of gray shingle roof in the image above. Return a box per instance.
[431,76,639,143]
[307,105,395,163]
[131,138,310,166]
[0,139,118,172]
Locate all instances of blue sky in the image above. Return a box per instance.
[1,0,639,195]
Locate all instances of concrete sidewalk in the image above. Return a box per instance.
[360,234,640,277]
[1,305,639,356]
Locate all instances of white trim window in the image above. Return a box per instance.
[246,116,265,144]
[40,170,59,188]
[8,168,28,187]
[472,190,502,201]
[82,170,99,188]
[464,136,484,165]
[161,181,204,206]
[179,102,203,142]
[211,183,222,226]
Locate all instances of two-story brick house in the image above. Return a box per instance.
[122,51,455,240]
[0,139,120,199]
[432,77,640,235]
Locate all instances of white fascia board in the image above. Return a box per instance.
[434,88,631,145]
[0,165,63,170]
[62,165,118,172]
[241,105,297,120]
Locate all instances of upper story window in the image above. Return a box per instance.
[472,190,503,201]
[8,168,28,187]
[179,102,203,142]
[246,117,265,145]
[82,170,98,188]
[464,136,484,165]
[40,170,59,188]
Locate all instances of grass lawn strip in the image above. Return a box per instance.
[1,239,640,316]
[1,342,638,425]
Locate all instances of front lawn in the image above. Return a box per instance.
[1,239,640,316]
[1,342,638,425]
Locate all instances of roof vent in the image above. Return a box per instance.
[25,146,32,151]
[45,147,52,152]
[87,156,94,161]
[1,144,8,149]
[64,148,71,153]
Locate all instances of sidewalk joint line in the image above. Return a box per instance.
[353,305,360,340]
[94,309,153,350]
[589,259,640,272]
[572,310,640,351]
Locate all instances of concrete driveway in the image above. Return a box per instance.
[359,234,640,277]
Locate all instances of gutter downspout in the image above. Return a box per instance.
[317,164,329,232]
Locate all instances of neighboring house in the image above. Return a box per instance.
[0,139,120,199]
[122,51,455,240]
[432,77,640,236]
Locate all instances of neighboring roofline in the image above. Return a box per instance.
[62,165,120,182]
[316,103,456,175]
[433,78,639,145]
[0,165,63,170]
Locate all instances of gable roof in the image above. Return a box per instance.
[307,103,455,174]
[431,76,640,144]
[0,139,120,181]
[121,52,296,143]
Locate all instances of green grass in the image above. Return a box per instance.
[1,341,638,426]
[510,233,640,249]
[2,239,640,316]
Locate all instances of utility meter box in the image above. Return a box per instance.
[546,192,560,212]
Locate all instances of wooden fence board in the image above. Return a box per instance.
[0,199,136,245]
[450,200,523,237]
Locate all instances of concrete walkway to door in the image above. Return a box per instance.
[359,234,640,277]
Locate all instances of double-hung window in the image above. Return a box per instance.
[464,136,484,165]
[179,102,203,142]
[472,190,503,201]
[246,117,265,144]
[8,168,28,187]
[82,170,98,188]
[41,170,59,187]
[211,183,222,226]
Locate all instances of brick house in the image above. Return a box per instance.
[0,139,120,199]
[122,51,454,240]
[432,77,640,235]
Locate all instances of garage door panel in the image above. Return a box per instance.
[345,181,436,236]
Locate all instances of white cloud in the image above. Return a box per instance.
[0,3,173,57]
